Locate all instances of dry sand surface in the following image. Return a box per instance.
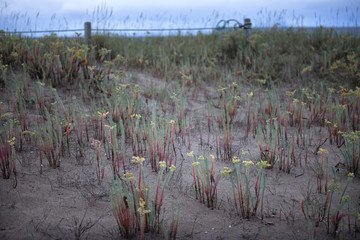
[1,72,359,240]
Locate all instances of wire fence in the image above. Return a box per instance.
[6,27,219,34]
[5,20,357,38]
[3,19,252,38]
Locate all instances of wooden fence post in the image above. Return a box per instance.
[244,18,251,37]
[84,22,91,43]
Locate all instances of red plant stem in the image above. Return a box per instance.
[138,166,144,199]
[154,173,161,230]
[199,126,202,148]
[279,148,283,171]
[287,154,290,174]
[284,116,288,140]
[238,179,244,217]
[85,118,89,142]
[197,174,202,202]
[246,95,251,138]
[39,144,43,174]
[157,187,166,233]
[192,165,198,199]
[348,205,351,233]
[171,124,175,152]
[252,112,257,138]
[320,155,324,193]
[207,114,211,133]
[215,135,219,160]
[187,123,191,150]
[291,138,295,166]
[254,175,260,213]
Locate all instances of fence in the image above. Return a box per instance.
[3,19,360,39]
[3,18,252,41]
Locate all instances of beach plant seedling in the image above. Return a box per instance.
[326,171,354,235]
[0,136,17,188]
[118,118,126,174]
[110,172,139,238]
[188,152,219,209]
[242,157,254,219]
[339,131,360,175]
[96,110,108,142]
[92,140,105,185]
[257,118,279,168]
[301,169,357,237]
[30,38,91,87]
[224,151,269,219]
[151,161,176,233]
[221,94,235,160]
[131,156,150,237]
[24,39,46,80]
[14,89,31,150]
[13,87,33,152]
[36,107,62,170]
[168,202,180,240]
[255,160,271,219]
[110,156,174,239]
[106,123,122,180]
[105,82,130,136]
[325,119,341,146]
[226,153,247,218]
[71,97,85,157]
[246,92,253,138]
[129,113,143,157]
[34,81,46,115]
[314,148,329,193]
[146,104,177,172]
[0,62,8,85]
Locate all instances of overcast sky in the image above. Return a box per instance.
[1,0,359,33]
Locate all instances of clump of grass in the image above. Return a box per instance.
[188,152,219,209]
[0,136,17,188]
[168,202,180,240]
[313,148,329,193]
[92,139,105,185]
[151,161,176,233]
[339,131,360,175]
[224,151,269,219]
[36,106,63,171]
[110,156,176,239]
[110,172,139,238]
[302,168,358,237]
[257,118,279,168]
[147,103,177,172]
[71,96,85,157]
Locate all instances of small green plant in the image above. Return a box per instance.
[0,137,17,188]
[188,152,219,209]
[339,131,360,175]
[36,107,62,171]
[110,172,139,238]
[168,202,180,240]
[313,148,329,193]
[151,161,176,233]
[92,140,105,185]
[110,156,175,239]
[301,169,357,237]
[225,151,269,219]
[257,118,279,168]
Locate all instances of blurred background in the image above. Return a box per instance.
[0,0,359,36]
